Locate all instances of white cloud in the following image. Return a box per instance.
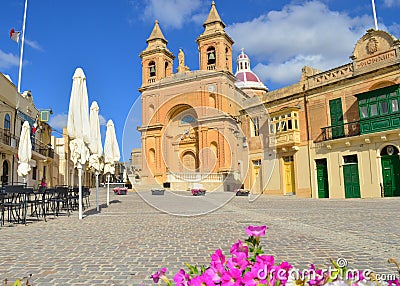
[226,1,372,86]
[49,113,67,130]
[383,0,400,7]
[0,49,19,69]
[25,39,43,51]
[143,0,202,29]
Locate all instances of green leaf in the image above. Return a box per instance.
[13,280,22,286]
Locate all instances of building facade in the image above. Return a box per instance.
[0,73,56,187]
[138,2,400,198]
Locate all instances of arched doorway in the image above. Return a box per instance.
[381,145,400,197]
[2,160,9,185]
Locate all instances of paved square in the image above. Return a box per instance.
[0,188,399,285]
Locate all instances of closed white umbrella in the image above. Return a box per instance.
[17,121,32,183]
[104,119,120,206]
[88,101,103,211]
[67,67,91,220]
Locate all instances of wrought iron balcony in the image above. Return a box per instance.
[0,128,54,158]
[316,121,360,142]
[0,128,18,148]
[32,140,54,159]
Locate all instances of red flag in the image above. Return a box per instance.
[10,28,21,43]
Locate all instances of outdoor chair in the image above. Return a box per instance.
[83,187,90,209]
[24,187,41,222]
[35,186,48,222]
[48,186,70,217]
[69,187,79,211]
[3,185,26,224]
[0,190,5,226]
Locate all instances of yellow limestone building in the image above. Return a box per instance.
[138,2,400,198]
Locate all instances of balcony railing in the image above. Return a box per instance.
[167,172,223,183]
[0,128,54,158]
[32,140,55,158]
[207,64,216,70]
[316,121,360,142]
[0,128,18,147]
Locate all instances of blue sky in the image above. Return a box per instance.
[1,0,400,162]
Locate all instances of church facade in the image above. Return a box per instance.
[138,2,400,198]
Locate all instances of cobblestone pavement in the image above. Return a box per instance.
[0,187,399,285]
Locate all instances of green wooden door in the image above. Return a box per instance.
[329,98,344,139]
[381,155,400,197]
[316,159,329,198]
[343,164,360,198]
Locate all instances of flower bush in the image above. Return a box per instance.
[191,189,206,196]
[148,225,400,286]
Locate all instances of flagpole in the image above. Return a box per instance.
[371,0,378,30]
[18,0,28,93]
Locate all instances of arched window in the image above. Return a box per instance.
[207,47,216,65]
[210,142,218,158]
[4,114,10,130]
[181,115,195,124]
[209,95,216,108]
[381,145,399,156]
[164,62,169,76]
[149,61,156,77]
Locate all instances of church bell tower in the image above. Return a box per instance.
[196,1,234,73]
[140,20,175,87]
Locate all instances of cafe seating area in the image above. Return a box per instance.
[0,184,91,226]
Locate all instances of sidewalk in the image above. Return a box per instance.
[0,187,399,285]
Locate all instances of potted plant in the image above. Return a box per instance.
[235,188,250,196]
[113,187,128,195]
[191,189,206,196]
[151,189,165,195]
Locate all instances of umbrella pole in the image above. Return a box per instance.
[95,171,99,212]
[107,174,110,206]
[78,164,83,220]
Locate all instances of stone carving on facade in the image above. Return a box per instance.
[177,49,190,73]
[366,37,378,54]
[310,64,353,87]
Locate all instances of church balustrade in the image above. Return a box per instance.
[167,172,223,182]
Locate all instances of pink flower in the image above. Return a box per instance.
[227,251,249,271]
[173,269,190,285]
[230,239,248,255]
[242,264,268,286]
[210,249,226,273]
[190,272,215,286]
[150,267,167,283]
[255,255,275,267]
[221,268,243,286]
[245,225,267,237]
[205,267,224,284]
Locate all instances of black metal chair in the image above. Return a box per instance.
[3,185,27,224]
[35,186,48,222]
[83,187,91,209]
[48,186,70,217]
[0,190,6,226]
[24,187,41,222]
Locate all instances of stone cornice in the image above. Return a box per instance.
[138,70,236,92]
